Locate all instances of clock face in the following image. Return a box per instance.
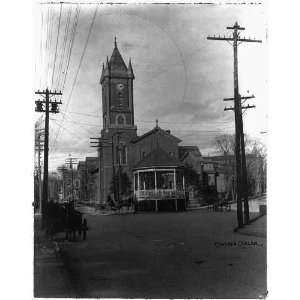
[116,83,125,91]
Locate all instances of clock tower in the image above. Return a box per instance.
[98,38,137,204]
[100,38,136,137]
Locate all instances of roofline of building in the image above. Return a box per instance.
[131,126,181,144]
[133,165,184,171]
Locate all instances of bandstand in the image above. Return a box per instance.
[133,147,186,211]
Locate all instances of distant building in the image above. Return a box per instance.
[48,172,62,203]
[77,161,87,203]
[77,157,98,206]
[202,153,266,199]
[61,168,80,204]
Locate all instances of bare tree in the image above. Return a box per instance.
[214,134,235,155]
[213,134,267,197]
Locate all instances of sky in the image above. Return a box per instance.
[33,1,267,171]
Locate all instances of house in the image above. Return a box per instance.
[77,157,99,206]
[202,153,266,199]
[61,168,80,204]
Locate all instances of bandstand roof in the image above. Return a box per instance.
[133,147,183,170]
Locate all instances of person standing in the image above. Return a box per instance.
[82,218,88,240]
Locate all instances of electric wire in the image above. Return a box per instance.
[60,5,80,92]
[39,7,44,88]
[52,4,98,151]
[51,5,81,150]
[55,6,72,90]
[46,5,54,87]
[51,2,63,89]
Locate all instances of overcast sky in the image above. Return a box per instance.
[34,1,267,171]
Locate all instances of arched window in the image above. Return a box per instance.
[116,114,125,126]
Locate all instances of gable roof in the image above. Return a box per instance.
[131,126,181,144]
[100,39,131,82]
[178,146,202,161]
[109,45,128,75]
[133,147,183,170]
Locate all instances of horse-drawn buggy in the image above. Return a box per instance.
[45,201,87,241]
[106,193,135,212]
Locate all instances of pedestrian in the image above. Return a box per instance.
[82,218,88,240]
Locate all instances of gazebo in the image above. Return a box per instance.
[133,147,186,211]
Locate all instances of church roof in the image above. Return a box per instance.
[127,59,134,79]
[133,147,183,170]
[179,146,202,160]
[100,38,133,82]
[109,38,128,76]
[131,126,181,144]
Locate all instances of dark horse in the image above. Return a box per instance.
[45,201,84,241]
[107,194,134,212]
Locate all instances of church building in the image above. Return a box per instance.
[97,39,207,211]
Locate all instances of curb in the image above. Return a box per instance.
[53,241,77,297]
[233,213,266,236]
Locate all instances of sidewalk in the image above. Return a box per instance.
[77,205,135,216]
[34,216,76,298]
[237,215,266,238]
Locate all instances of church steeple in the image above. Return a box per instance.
[100,63,105,83]
[127,58,134,79]
[100,39,136,134]
[109,38,128,76]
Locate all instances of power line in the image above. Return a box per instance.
[60,5,81,91]
[50,118,85,142]
[135,119,234,125]
[59,111,98,133]
[38,7,45,88]
[55,6,72,90]
[46,5,55,86]
[51,2,63,89]
[63,110,100,118]
[52,4,98,150]
[60,109,234,125]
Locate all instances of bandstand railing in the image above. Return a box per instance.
[135,189,185,200]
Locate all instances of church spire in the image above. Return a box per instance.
[127,58,135,79]
[109,38,128,76]
[100,62,105,83]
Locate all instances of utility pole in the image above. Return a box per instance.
[65,155,78,207]
[116,134,122,208]
[35,88,62,227]
[57,165,68,202]
[85,161,88,204]
[91,138,107,204]
[90,132,120,205]
[207,22,261,227]
[35,126,44,212]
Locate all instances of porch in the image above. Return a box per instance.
[133,168,186,211]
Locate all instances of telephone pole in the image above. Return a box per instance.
[90,132,120,205]
[207,22,261,227]
[57,165,68,201]
[35,88,62,226]
[65,155,78,207]
[35,126,44,212]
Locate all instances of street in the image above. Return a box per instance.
[58,209,266,298]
